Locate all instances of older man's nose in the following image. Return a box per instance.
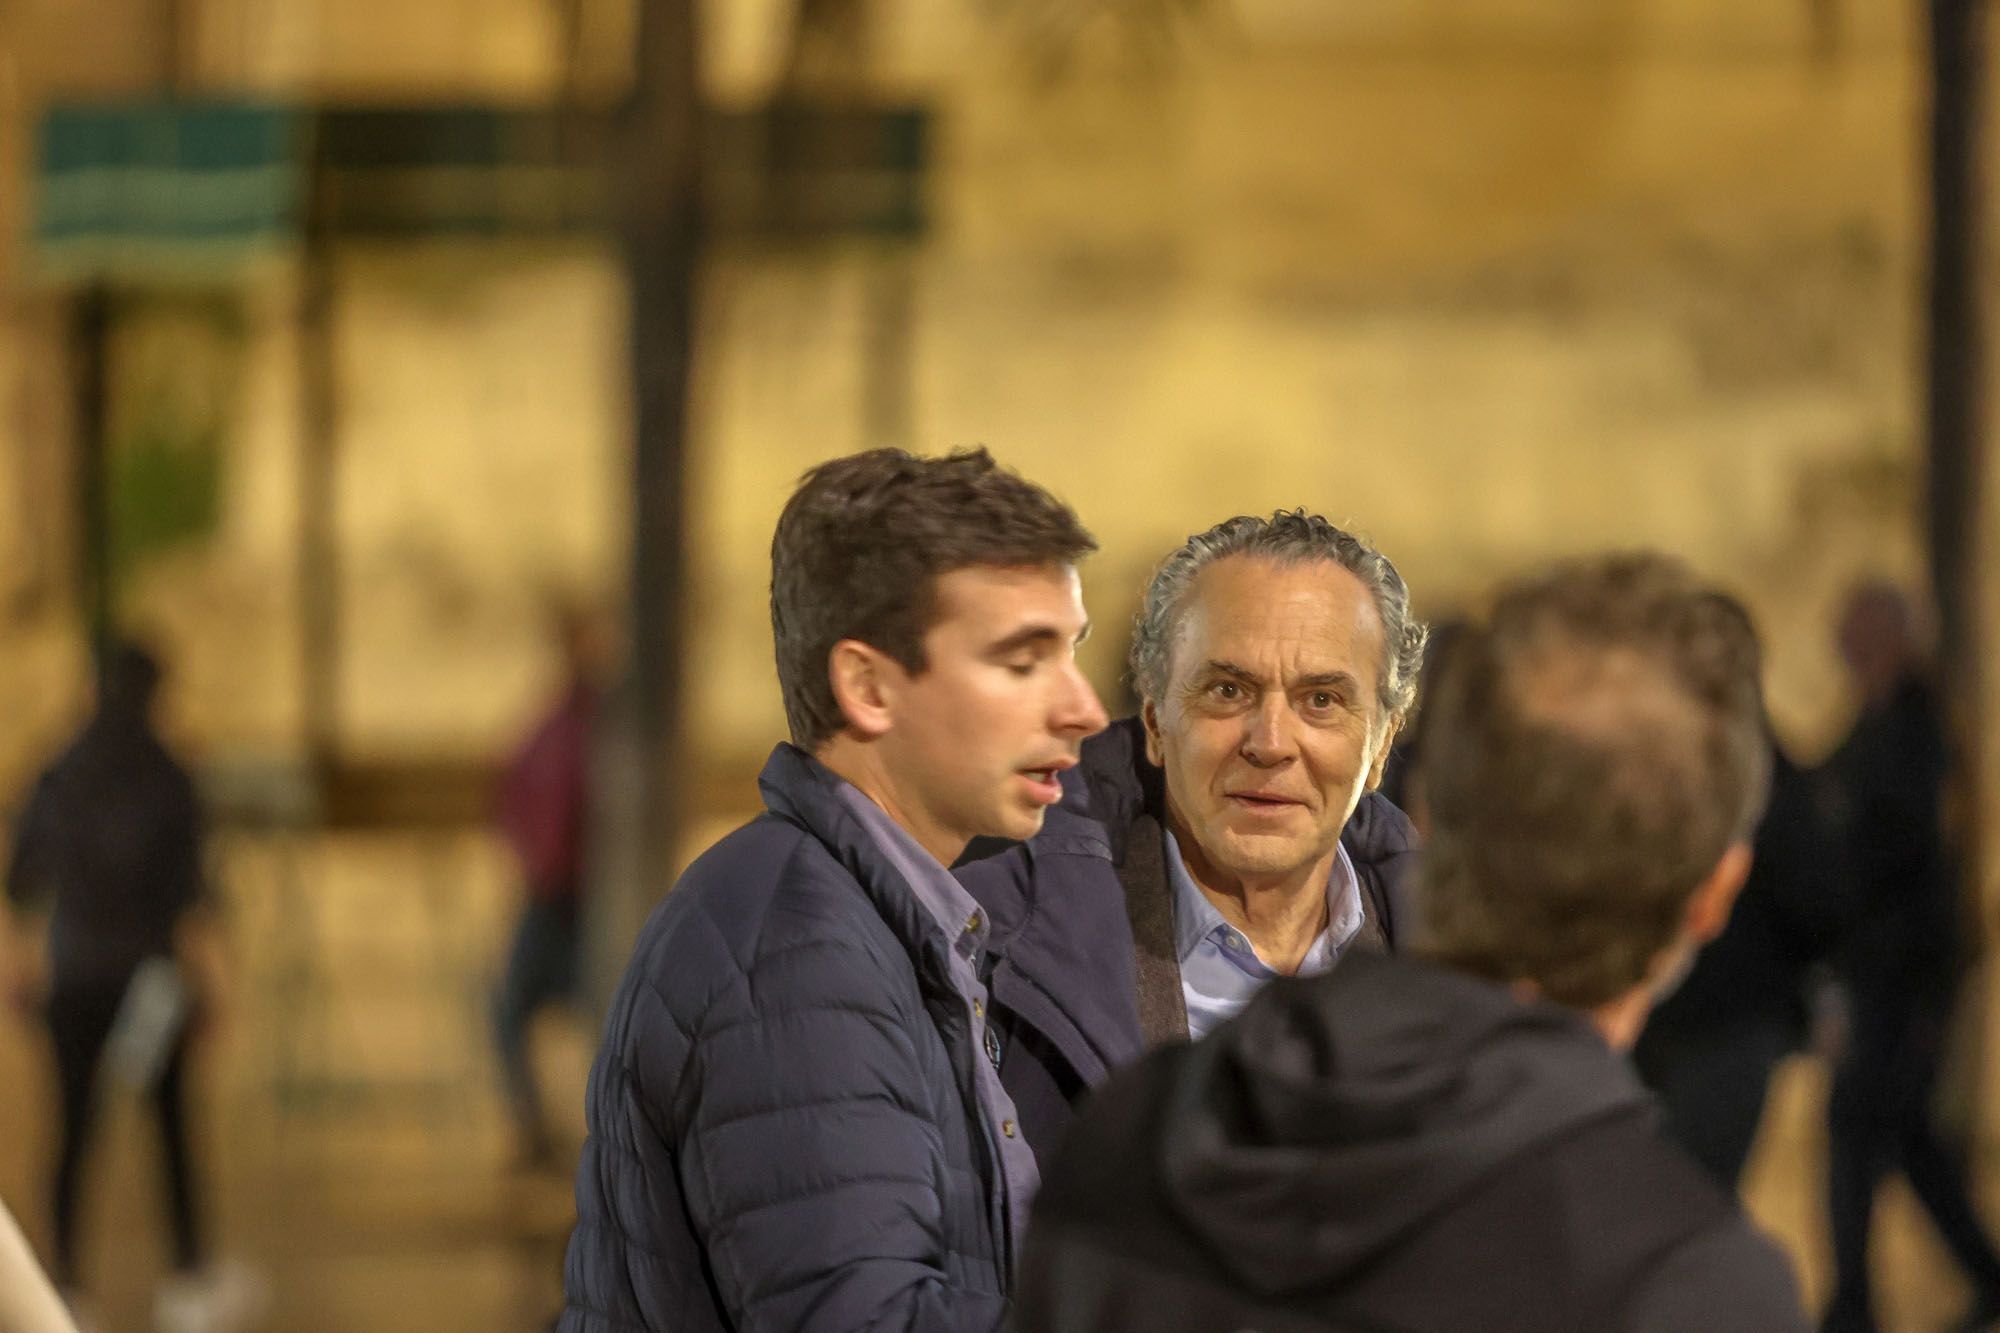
[1239,699,1297,765]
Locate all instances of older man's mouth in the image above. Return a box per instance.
[1225,791,1307,811]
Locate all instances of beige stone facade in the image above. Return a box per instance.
[0,0,1976,823]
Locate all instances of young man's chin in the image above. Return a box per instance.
[990,801,1049,844]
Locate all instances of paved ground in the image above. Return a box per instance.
[1,823,1993,1332]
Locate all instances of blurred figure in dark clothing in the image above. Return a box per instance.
[1634,734,1849,1189]
[491,600,609,1166]
[1820,582,2000,1333]
[2,641,221,1307]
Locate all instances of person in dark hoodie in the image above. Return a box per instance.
[956,511,1424,1166]
[559,449,1109,1332]
[1014,553,1809,1333]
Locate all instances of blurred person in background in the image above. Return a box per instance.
[559,449,1107,1332]
[1632,724,1851,1190]
[491,596,611,1169]
[2,640,256,1333]
[956,511,1424,1167]
[1013,554,1808,1333]
[1820,581,2000,1333]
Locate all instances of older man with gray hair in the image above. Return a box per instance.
[1012,553,1808,1333]
[956,510,1425,1160]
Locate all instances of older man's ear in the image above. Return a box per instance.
[1365,716,1403,791]
[1141,700,1165,768]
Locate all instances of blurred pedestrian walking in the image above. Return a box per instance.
[3,640,254,1331]
[491,599,609,1168]
[1819,582,2000,1333]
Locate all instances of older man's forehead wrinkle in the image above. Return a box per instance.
[1161,555,1391,706]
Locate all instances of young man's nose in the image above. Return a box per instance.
[1052,663,1109,737]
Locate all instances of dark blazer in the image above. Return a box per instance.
[955,716,1420,1167]
[560,745,1009,1333]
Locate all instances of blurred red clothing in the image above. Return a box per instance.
[496,682,596,903]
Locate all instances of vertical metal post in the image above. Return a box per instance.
[1924,0,1990,1135]
[298,129,340,765]
[70,282,112,647]
[1927,0,1985,719]
[589,0,700,995]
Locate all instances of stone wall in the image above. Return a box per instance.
[0,1,1967,809]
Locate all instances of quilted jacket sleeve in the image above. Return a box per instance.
[665,933,1007,1333]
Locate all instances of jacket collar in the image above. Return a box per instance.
[756,743,956,976]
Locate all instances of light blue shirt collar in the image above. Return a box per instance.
[1165,823,1364,1039]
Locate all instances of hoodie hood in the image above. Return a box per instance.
[1154,950,1654,1297]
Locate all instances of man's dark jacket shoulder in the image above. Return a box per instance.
[955,716,1419,1166]
[560,745,1008,1333]
[1013,951,1808,1333]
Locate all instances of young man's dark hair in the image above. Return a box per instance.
[562,448,1107,1333]
[1013,552,1809,1333]
[771,446,1098,748]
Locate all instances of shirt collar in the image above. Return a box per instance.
[836,783,991,958]
[1164,823,1363,971]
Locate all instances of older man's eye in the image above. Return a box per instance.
[1209,681,1241,701]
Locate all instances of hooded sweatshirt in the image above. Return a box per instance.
[1014,951,1807,1333]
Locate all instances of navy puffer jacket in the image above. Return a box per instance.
[559,745,1008,1333]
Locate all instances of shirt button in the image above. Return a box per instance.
[967,912,983,933]
[973,999,984,1017]
[1002,1120,1017,1139]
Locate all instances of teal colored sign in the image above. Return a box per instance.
[34,102,306,281]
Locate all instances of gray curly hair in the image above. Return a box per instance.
[1128,511,1427,722]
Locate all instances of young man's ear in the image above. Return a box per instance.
[1683,841,1754,946]
[827,640,900,741]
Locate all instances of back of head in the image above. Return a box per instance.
[1417,554,1768,1009]
[770,447,1096,749]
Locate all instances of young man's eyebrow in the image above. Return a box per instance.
[985,624,1071,656]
